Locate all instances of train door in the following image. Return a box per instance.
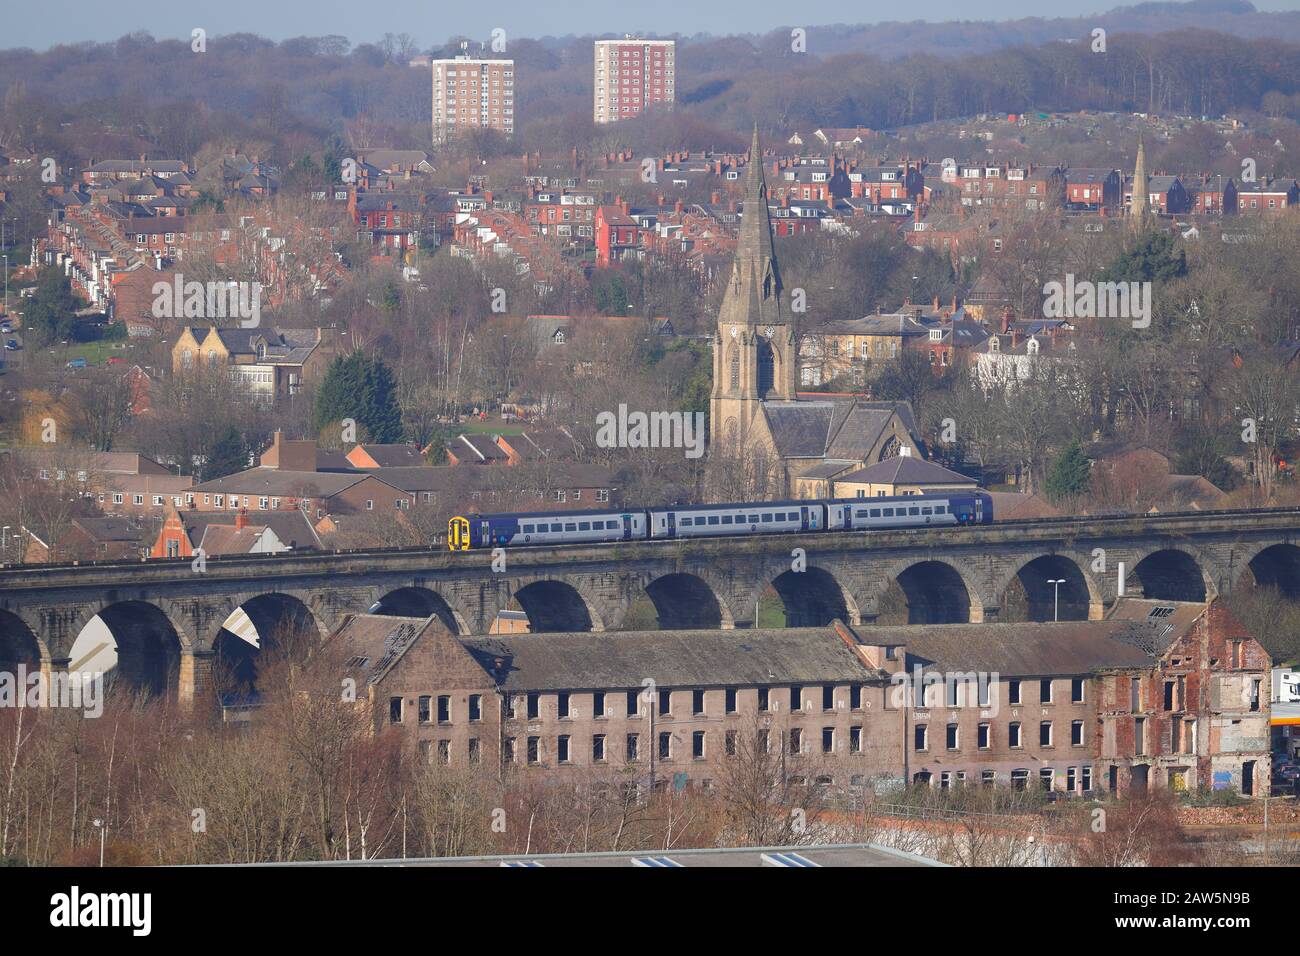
[800,506,809,532]
[622,514,634,540]
[666,512,676,538]
[841,504,852,530]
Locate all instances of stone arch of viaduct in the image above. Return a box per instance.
[1,515,1298,703]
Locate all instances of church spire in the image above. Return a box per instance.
[719,125,783,328]
[1130,131,1150,229]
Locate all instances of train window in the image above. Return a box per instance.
[788,512,799,521]
[761,513,773,522]
[680,517,692,526]
[935,505,946,513]
[707,516,720,525]
[525,524,536,533]
[882,508,894,517]
[869,509,881,518]
[565,523,577,532]
[855,510,868,518]
[551,523,563,532]
[721,515,734,524]
[748,515,760,523]
[579,521,591,531]
[921,507,932,515]
[909,507,920,516]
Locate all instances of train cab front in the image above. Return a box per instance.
[448,516,472,551]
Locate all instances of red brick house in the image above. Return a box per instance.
[1235,178,1300,213]
[1063,167,1122,211]
[150,504,321,558]
[1191,174,1237,215]
[594,203,642,267]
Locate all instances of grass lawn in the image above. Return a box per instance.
[455,421,525,436]
[38,340,137,367]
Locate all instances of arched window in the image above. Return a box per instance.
[757,338,775,396]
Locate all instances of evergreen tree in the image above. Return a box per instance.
[24,268,79,346]
[204,425,248,481]
[360,355,403,443]
[1100,231,1187,284]
[1045,441,1091,501]
[313,351,403,444]
[424,428,449,465]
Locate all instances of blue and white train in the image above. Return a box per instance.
[447,491,992,550]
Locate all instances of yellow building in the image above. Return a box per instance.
[801,312,928,387]
[831,454,976,498]
[171,326,337,403]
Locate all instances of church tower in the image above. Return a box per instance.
[710,126,798,451]
[1129,132,1151,230]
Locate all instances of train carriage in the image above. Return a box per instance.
[647,501,825,539]
[831,491,993,531]
[448,508,644,550]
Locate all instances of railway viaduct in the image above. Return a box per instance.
[2,507,1299,704]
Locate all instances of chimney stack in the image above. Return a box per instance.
[235,508,249,530]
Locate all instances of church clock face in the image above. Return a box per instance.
[764,326,775,339]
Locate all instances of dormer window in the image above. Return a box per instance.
[989,337,1000,352]
[929,329,943,342]
[1027,337,1040,355]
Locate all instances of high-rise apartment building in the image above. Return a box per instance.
[431,53,515,145]
[593,37,675,124]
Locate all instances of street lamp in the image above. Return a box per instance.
[92,818,105,867]
[1047,578,1067,622]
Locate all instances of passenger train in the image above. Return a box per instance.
[447,491,992,550]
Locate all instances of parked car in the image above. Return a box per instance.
[106,356,125,365]
[65,357,86,368]
[4,340,18,351]
[1273,762,1300,781]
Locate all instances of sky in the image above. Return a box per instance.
[7,0,1300,51]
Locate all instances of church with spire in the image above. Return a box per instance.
[709,128,923,497]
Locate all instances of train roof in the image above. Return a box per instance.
[453,507,630,522]
[647,499,818,512]
[827,491,990,504]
